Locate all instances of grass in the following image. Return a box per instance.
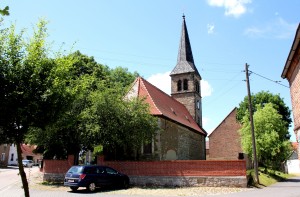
[247,167,295,188]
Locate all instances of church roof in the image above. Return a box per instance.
[126,77,206,135]
[170,15,200,77]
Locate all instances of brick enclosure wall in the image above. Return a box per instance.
[41,155,247,187]
[209,108,243,160]
[41,155,74,182]
[98,159,246,177]
[98,159,247,187]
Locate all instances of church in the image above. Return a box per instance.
[126,15,207,160]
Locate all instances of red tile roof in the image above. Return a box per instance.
[292,142,298,151]
[21,144,37,157]
[128,77,206,135]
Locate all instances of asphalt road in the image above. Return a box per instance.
[1,167,300,197]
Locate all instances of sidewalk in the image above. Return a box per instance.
[220,176,300,197]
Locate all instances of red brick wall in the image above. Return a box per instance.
[286,45,300,159]
[98,158,246,177]
[288,59,300,133]
[41,155,246,177]
[41,155,74,174]
[208,108,243,160]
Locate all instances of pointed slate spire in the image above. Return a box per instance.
[170,15,200,77]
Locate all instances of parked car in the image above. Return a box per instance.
[64,165,130,192]
[22,160,34,168]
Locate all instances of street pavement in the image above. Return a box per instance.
[1,166,300,197]
[220,176,300,197]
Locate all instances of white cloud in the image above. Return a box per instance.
[201,80,213,97]
[244,17,298,39]
[147,71,171,95]
[207,0,251,18]
[207,23,215,34]
[147,71,213,98]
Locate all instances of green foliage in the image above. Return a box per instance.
[81,86,158,158]
[0,18,74,197]
[247,168,293,187]
[240,103,292,170]
[0,6,9,16]
[237,91,291,130]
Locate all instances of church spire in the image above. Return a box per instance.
[170,15,200,77]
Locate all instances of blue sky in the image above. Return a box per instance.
[2,0,299,141]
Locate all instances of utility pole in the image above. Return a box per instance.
[245,63,259,184]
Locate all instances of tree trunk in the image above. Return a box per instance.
[16,143,30,197]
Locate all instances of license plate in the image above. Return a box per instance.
[68,179,74,182]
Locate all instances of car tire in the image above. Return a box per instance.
[123,180,129,189]
[70,186,78,191]
[87,182,96,192]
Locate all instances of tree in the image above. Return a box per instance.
[239,103,292,170]
[0,6,9,16]
[81,86,159,160]
[26,51,142,162]
[0,20,74,197]
[237,91,292,130]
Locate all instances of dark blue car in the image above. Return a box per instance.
[64,165,130,192]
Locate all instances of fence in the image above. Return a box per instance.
[41,155,247,187]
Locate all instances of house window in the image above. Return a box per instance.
[197,100,200,109]
[183,79,188,90]
[177,80,182,91]
[11,153,14,161]
[143,142,152,154]
[1,153,5,161]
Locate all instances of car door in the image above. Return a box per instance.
[95,166,107,187]
[104,167,121,186]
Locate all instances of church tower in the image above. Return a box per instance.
[170,15,203,127]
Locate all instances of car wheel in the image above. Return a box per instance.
[70,186,78,191]
[87,182,96,192]
[123,180,129,189]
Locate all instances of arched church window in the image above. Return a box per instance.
[183,79,188,90]
[177,80,182,91]
[195,81,199,93]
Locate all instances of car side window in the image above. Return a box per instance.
[96,167,105,174]
[84,167,97,174]
[105,167,118,175]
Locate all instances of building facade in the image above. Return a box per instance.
[208,108,243,160]
[281,23,300,159]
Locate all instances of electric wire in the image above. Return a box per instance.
[248,70,289,88]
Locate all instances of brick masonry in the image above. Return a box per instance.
[157,118,206,160]
[99,159,247,188]
[41,156,247,187]
[285,42,300,159]
[208,108,243,160]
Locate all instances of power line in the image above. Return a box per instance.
[249,70,289,88]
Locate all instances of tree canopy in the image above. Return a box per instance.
[239,103,292,170]
[0,19,76,197]
[237,91,292,130]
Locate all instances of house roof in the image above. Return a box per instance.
[127,77,206,136]
[282,23,300,78]
[291,142,298,151]
[208,107,238,137]
[21,144,37,157]
[170,15,200,78]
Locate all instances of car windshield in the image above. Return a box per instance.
[67,166,84,173]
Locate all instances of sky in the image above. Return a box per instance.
[1,0,299,141]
